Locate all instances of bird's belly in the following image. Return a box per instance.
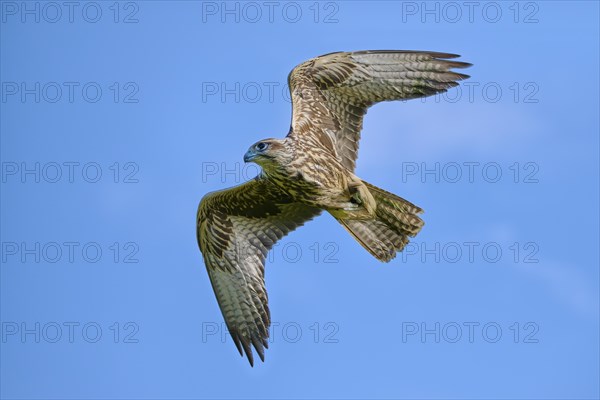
[270,165,348,208]
[279,175,324,205]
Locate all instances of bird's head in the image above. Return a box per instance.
[243,138,290,169]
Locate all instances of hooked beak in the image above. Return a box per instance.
[243,150,256,163]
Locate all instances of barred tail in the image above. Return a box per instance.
[335,182,424,262]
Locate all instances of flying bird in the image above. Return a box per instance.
[197,50,471,365]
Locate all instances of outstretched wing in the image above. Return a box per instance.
[197,177,321,366]
[288,50,472,170]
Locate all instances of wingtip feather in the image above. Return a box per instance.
[241,340,255,367]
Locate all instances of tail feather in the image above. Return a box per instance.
[337,219,409,262]
[334,181,424,262]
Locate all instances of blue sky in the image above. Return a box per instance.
[1,1,598,399]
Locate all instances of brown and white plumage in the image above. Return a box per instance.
[288,50,471,170]
[197,50,471,365]
[197,178,320,366]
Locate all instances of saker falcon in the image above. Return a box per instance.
[197,50,471,366]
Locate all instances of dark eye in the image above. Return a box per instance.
[256,142,269,151]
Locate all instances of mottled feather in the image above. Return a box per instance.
[288,50,471,170]
[197,177,320,365]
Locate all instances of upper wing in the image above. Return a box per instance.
[197,177,321,366]
[287,50,472,170]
